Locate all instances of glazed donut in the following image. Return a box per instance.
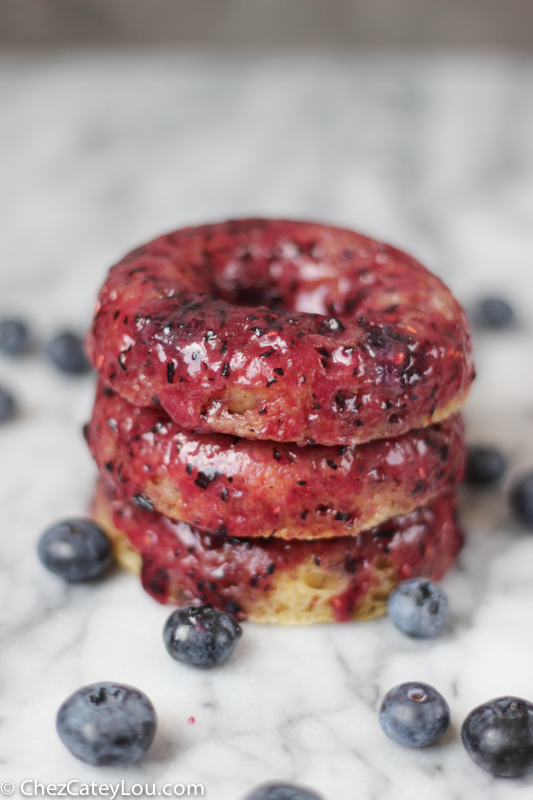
[93,480,463,624]
[87,382,465,540]
[87,219,474,446]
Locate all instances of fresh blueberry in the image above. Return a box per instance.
[461,696,533,777]
[38,519,113,582]
[242,785,323,800]
[379,682,450,748]
[163,604,242,668]
[387,577,448,638]
[0,318,30,356]
[466,445,507,486]
[56,682,157,766]
[47,332,91,374]
[474,297,515,329]
[510,471,533,530]
[0,386,16,422]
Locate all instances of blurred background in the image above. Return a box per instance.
[1,0,533,48]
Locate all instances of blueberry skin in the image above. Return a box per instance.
[462,696,533,777]
[0,318,30,356]
[242,784,323,800]
[0,386,16,422]
[466,445,507,486]
[475,297,515,329]
[163,604,242,668]
[510,471,533,530]
[379,682,450,748]
[48,332,91,374]
[38,519,113,582]
[56,682,157,766]
[387,578,449,638]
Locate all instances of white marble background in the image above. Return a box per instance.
[1,51,533,799]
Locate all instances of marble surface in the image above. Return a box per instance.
[1,51,533,799]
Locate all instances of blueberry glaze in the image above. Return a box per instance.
[87,219,474,446]
[86,381,466,541]
[95,480,463,623]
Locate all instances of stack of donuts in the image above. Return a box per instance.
[85,219,474,624]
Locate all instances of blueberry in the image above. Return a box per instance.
[474,297,515,329]
[242,785,323,800]
[462,696,533,777]
[48,332,91,374]
[0,386,16,423]
[0,318,30,356]
[38,519,113,582]
[466,445,507,486]
[510,471,533,530]
[387,577,448,638]
[163,604,242,668]
[56,682,157,766]
[379,682,450,748]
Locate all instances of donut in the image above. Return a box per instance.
[86,219,474,446]
[93,480,463,624]
[87,382,465,540]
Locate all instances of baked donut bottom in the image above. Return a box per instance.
[93,480,463,625]
[87,382,465,540]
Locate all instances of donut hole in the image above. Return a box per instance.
[214,262,284,311]
[228,285,283,311]
[211,248,334,315]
